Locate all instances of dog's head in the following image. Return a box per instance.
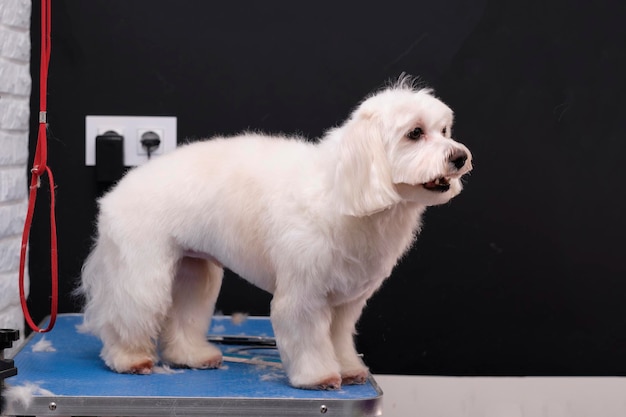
[331,79,473,216]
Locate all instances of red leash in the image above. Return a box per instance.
[18,0,58,333]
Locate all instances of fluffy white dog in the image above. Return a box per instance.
[79,78,472,390]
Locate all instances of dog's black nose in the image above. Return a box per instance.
[449,151,468,170]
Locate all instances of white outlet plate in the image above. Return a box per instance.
[85,116,177,166]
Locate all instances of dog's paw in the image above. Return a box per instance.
[162,342,223,370]
[315,375,343,390]
[312,374,343,390]
[128,359,155,375]
[103,348,157,375]
[292,373,342,391]
[196,354,223,369]
[341,369,369,385]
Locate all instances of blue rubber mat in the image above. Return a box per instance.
[6,314,382,416]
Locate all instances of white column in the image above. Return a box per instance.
[0,0,32,355]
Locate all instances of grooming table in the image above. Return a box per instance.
[5,314,382,416]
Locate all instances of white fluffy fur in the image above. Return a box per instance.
[4,383,55,413]
[31,336,56,352]
[78,80,472,389]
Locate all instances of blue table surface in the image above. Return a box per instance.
[10,314,381,401]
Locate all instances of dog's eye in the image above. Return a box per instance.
[442,127,448,136]
[407,127,424,140]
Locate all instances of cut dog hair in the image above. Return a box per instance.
[78,78,473,390]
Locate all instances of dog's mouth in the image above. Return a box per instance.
[422,177,451,192]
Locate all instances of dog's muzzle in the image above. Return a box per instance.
[422,150,471,192]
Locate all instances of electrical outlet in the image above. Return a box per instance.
[85,116,177,166]
[136,128,164,155]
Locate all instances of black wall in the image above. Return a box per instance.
[27,0,626,375]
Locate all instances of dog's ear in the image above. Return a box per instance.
[331,113,402,217]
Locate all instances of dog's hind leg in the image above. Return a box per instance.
[331,297,370,385]
[81,235,177,374]
[160,257,224,369]
[99,323,159,375]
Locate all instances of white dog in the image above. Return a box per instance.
[78,78,472,390]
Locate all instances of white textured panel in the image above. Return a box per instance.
[0,24,30,62]
[0,0,30,330]
[0,200,27,236]
[0,131,29,165]
[0,0,32,29]
[0,269,27,311]
[0,96,29,130]
[0,167,27,202]
[0,58,31,94]
[0,303,26,357]
[0,235,21,273]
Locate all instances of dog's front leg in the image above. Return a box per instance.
[271,293,341,390]
[331,297,370,385]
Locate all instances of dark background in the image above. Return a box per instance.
[27,0,626,375]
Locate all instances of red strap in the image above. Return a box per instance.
[19,0,57,333]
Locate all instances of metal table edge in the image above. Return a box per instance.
[7,383,382,417]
